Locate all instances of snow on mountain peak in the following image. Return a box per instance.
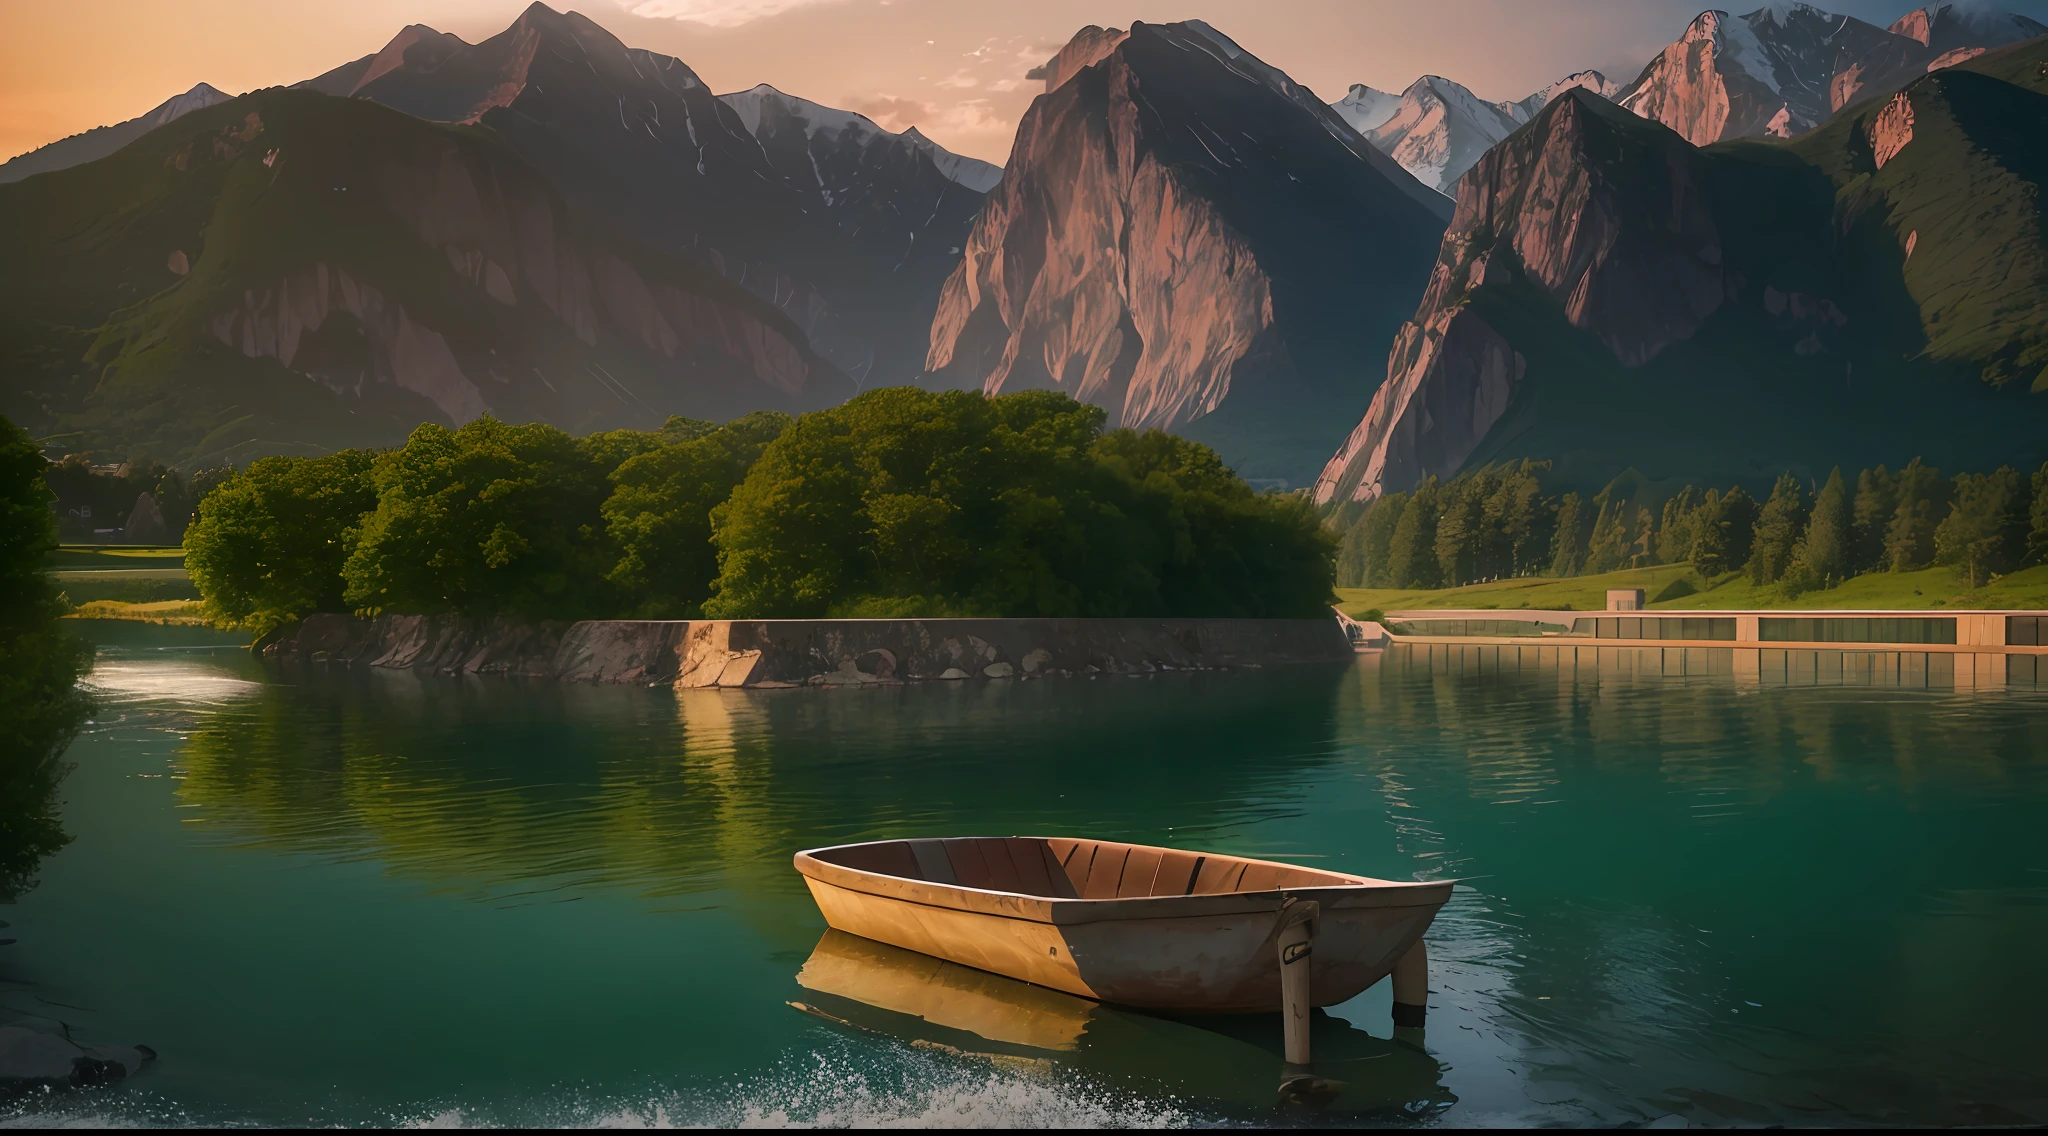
[1333,83,1402,133]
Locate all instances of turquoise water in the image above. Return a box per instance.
[5,624,2047,1126]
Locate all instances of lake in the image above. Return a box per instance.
[5,623,2046,1126]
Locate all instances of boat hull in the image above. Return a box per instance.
[796,838,1451,1013]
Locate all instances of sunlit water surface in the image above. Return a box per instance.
[4,622,2046,1127]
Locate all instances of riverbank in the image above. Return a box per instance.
[255,614,1354,688]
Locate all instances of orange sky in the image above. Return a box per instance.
[5,0,2045,164]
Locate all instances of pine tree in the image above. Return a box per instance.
[1691,487,1758,578]
[1633,506,1657,567]
[1432,474,1489,586]
[1658,486,1703,564]
[1549,492,1589,577]
[1747,473,1808,585]
[1336,492,1408,588]
[1851,466,1897,574]
[1885,458,1948,571]
[1584,491,1633,574]
[1491,464,1552,577]
[1385,479,1441,588]
[1785,467,1851,593]
[2027,463,2048,567]
[1935,466,2028,586]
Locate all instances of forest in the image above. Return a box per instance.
[178,389,1338,633]
[1332,460,2048,597]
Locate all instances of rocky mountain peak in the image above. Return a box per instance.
[1617,2,2039,144]
[1029,25,1129,92]
[1332,83,1402,133]
[1314,88,1729,505]
[926,19,1448,484]
[0,81,233,184]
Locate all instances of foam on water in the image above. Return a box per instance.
[3,1049,1208,1129]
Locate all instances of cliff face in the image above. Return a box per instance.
[1317,47,2048,504]
[1616,4,2044,146]
[0,87,847,463]
[1315,92,1728,505]
[925,21,1448,485]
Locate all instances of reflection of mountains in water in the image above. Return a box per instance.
[169,664,1351,921]
[792,930,1453,1120]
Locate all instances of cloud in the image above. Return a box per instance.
[935,70,979,89]
[846,94,937,132]
[990,78,1028,92]
[937,99,1007,134]
[623,0,849,28]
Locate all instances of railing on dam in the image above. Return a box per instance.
[1381,609,2045,652]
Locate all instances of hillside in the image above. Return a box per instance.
[1316,37,2048,507]
[0,88,849,465]
[308,3,990,387]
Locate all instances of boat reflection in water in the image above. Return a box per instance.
[791,930,1454,1118]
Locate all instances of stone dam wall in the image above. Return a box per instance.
[258,614,1354,688]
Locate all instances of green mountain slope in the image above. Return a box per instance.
[1316,38,2048,505]
[0,88,850,465]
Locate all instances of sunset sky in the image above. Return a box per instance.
[6,0,2047,164]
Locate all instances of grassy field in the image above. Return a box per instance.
[48,545,186,568]
[1337,564,2048,617]
[65,599,212,625]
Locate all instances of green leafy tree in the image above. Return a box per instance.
[1851,466,1897,574]
[1747,474,1809,585]
[1936,466,2028,586]
[1384,479,1441,589]
[1549,492,1590,577]
[0,416,90,898]
[1785,467,1852,594]
[703,388,1333,619]
[184,450,378,633]
[603,412,792,618]
[1886,459,1949,572]
[343,419,621,620]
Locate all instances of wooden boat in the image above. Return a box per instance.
[793,836,1452,1054]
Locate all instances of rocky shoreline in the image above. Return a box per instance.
[257,614,1353,689]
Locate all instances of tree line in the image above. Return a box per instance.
[1335,460,2048,594]
[184,388,1337,633]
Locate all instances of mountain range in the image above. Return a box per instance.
[3,1,2047,500]
[1315,31,2048,507]
[0,83,231,184]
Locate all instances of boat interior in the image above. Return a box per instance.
[811,837,1359,899]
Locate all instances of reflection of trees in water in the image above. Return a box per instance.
[173,666,1353,913]
[1333,645,2048,1124]
[0,419,93,898]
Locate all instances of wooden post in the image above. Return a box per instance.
[1277,900,1318,1065]
[1392,938,1428,1027]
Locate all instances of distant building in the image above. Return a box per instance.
[1606,588,1646,612]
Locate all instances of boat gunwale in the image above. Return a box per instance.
[794,837,1453,927]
